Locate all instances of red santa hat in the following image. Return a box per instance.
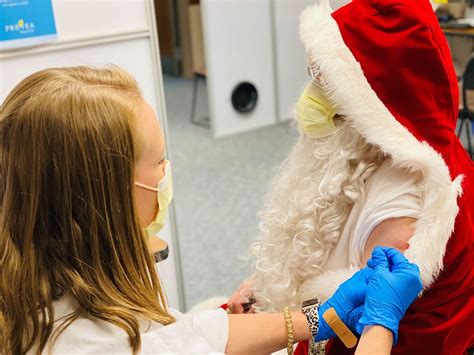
[295,0,474,353]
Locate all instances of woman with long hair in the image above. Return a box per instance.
[0,66,421,354]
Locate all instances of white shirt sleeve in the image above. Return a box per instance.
[181,308,229,352]
[33,297,229,354]
[349,160,422,265]
[140,308,229,354]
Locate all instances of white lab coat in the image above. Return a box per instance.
[28,296,229,354]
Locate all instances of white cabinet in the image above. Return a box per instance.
[202,0,277,138]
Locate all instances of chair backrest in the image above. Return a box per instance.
[462,55,474,111]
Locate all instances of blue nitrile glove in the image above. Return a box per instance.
[315,267,371,341]
[356,247,422,345]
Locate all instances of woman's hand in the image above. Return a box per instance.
[356,247,422,344]
[227,278,256,314]
[316,268,371,341]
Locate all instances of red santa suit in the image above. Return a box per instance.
[251,0,474,354]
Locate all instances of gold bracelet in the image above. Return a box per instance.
[283,307,294,355]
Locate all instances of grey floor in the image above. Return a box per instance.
[163,75,298,309]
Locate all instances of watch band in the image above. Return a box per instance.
[301,298,321,346]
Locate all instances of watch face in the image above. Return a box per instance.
[302,298,319,308]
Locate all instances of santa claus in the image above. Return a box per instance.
[234,0,473,353]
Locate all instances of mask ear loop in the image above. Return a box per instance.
[307,64,330,91]
[307,64,322,81]
[134,181,159,192]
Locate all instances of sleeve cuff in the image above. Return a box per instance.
[184,308,229,352]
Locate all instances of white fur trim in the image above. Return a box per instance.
[299,267,357,303]
[299,1,463,289]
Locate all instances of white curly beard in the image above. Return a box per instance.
[250,122,383,312]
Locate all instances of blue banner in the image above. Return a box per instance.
[0,0,57,50]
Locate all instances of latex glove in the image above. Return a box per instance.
[316,267,371,341]
[356,247,422,345]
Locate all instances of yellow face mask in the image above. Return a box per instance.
[296,81,338,138]
[134,161,173,236]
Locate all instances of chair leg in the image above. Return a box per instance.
[189,75,210,128]
[190,75,199,124]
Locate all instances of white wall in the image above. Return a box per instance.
[331,0,351,10]
[272,0,351,122]
[0,0,185,311]
[273,0,314,122]
[52,0,148,39]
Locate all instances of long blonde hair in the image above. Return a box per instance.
[0,66,175,354]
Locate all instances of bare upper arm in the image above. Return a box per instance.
[361,217,417,266]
